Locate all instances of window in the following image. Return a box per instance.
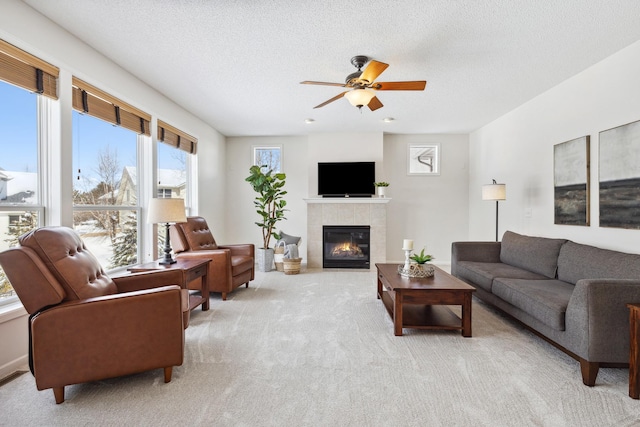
[0,81,42,303]
[71,77,151,270]
[156,121,193,257]
[73,111,142,269]
[157,188,172,198]
[253,145,282,173]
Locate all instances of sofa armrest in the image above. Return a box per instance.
[31,285,185,390]
[451,241,501,276]
[566,279,640,362]
[112,269,184,293]
[218,244,254,258]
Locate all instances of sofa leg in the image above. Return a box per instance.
[164,367,173,383]
[221,292,227,301]
[579,359,599,386]
[245,282,249,288]
[53,387,65,404]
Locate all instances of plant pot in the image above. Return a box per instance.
[377,187,386,198]
[256,248,275,272]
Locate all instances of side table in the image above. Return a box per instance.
[628,303,640,399]
[128,258,210,312]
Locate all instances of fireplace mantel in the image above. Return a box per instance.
[304,198,391,204]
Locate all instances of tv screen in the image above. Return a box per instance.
[318,162,375,197]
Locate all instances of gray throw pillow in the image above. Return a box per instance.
[278,231,301,245]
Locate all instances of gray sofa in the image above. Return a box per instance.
[451,230,640,386]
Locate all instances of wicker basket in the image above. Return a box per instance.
[282,258,302,275]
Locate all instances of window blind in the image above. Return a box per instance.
[0,39,58,99]
[72,77,151,136]
[158,120,198,154]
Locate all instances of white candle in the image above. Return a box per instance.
[402,239,413,250]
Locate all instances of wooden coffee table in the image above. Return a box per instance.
[376,263,476,337]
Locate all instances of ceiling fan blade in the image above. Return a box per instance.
[368,96,383,111]
[314,91,348,109]
[374,81,427,91]
[301,80,347,87]
[359,60,389,83]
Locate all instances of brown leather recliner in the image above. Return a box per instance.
[0,226,189,404]
[170,216,254,300]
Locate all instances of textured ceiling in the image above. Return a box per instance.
[22,0,640,137]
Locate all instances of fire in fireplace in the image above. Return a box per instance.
[323,225,370,269]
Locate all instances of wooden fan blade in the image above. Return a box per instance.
[301,80,347,87]
[360,60,389,83]
[374,81,427,91]
[314,91,348,109]
[368,96,383,111]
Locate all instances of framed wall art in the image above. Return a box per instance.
[553,136,590,226]
[252,145,282,173]
[599,119,640,229]
[407,143,440,175]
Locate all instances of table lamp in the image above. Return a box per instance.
[147,198,187,264]
[482,179,506,242]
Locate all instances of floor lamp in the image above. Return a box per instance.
[148,198,187,265]
[482,179,506,242]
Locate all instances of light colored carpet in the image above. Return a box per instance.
[1,268,638,426]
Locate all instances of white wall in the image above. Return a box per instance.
[225,136,308,254]
[224,132,469,266]
[384,134,469,264]
[0,0,225,379]
[469,39,640,253]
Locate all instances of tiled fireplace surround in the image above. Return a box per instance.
[305,198,389,268]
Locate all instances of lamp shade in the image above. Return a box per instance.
[482,183,506,201]
[344,89,376,107]
[147,198,187,224]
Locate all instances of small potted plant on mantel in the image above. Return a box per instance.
[245,165,288,272]
[374,181,390,198]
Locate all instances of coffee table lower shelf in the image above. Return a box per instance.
[380,290,463,332]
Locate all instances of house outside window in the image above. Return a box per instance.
[0,81,43,304]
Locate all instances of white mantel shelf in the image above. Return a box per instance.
[304,198,391,204]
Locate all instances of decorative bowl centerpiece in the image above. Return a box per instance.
[398,248,435,278]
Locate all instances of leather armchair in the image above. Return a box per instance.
[0,226,188,404]
[170,216,254,300]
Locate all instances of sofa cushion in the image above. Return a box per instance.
[500,231,567,279]
[557,241,640,285]
[455,261,547,292]
[492,278,574,331]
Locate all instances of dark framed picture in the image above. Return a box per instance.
[599,119,640,229]
[554,136,590,226]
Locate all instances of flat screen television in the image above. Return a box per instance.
[317,161,375,197]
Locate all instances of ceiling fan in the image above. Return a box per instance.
[300,55,426,111]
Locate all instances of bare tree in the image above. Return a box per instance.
[73,145,122,243]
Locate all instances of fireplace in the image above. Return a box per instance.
[323,225,370,269]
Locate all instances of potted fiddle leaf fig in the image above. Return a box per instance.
[245,165,288,272]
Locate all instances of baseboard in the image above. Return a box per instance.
[0,356,28,384]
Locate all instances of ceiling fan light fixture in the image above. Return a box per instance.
[344,89,376,108]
